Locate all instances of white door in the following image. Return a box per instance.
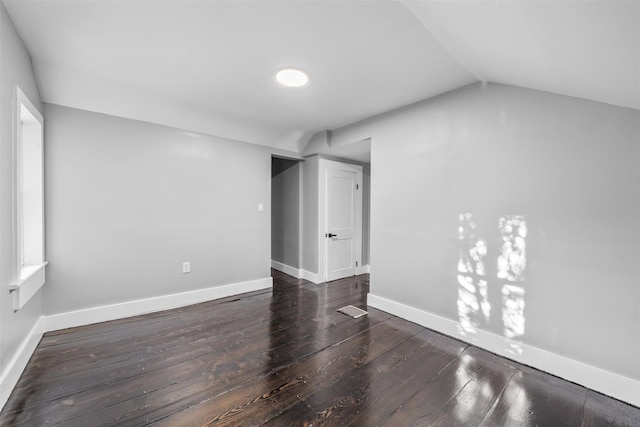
[324,163,362,282]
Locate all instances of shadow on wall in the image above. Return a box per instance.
[457,213,527,356]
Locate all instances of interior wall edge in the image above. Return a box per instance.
[368,293,640,408]
[271,260,302,279]
[300,270,322,285]
[0,0,45,393]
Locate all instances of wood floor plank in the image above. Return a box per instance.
[373,344,500,426]
[343,332,469,426]
[126,313,391,426]
[1,271,638,426]
[38,288,274,346]
[49,311,390,426]
[581,390,640,427]
[150,317,423,426]
[37,280,355,353]
[13,280,364,397]
[478,365,588,427]
[3,307,376,425]
[383,346,516,427]
[8,307,314,410]
[38,275,359,353]
[261,400,318,427]
[299,330,463,426]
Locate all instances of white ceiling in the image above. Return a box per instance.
[4,0,639,155]
[404,0,640,111]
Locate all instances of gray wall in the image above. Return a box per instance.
[331,82,640,381]
[0,3,44,377]
[44,104,272,315]
[271,158,300,268]
[301,156,319,273]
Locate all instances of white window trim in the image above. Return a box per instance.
[10,86,46,311]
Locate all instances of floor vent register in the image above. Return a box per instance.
[337,305,368,319]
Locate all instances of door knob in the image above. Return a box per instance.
[326,233,337,238]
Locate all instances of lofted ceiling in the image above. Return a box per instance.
[3,0,639,154]
[404,0,640,112]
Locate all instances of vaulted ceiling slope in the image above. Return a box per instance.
[403,1,640,112]
[4,1,639,153]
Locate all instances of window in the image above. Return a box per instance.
[10,86,46,310]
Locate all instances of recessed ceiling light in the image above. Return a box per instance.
[276,68,308,87]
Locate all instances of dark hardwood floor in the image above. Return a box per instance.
[1,270,638,426]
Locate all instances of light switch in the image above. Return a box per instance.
[258,203,264,212]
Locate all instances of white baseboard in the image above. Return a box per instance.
[270,260,367,285]
[356,264,370,275]
[300,269,322,284]
[270,261,324,285]
[44,277,273,333]
[368,293,640,407]
[0,316,44,410]
[271,260,302,279]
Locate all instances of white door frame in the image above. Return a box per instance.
[318,158,363,283]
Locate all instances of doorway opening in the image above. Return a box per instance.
[270,156,301,278]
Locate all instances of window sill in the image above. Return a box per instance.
[9,262,48,311]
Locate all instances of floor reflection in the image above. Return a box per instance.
[270,278,320,353]
[505,372,530,422]
[456,214,528,352]
[267,277,319,399]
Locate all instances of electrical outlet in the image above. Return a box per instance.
[182,262,191,274]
